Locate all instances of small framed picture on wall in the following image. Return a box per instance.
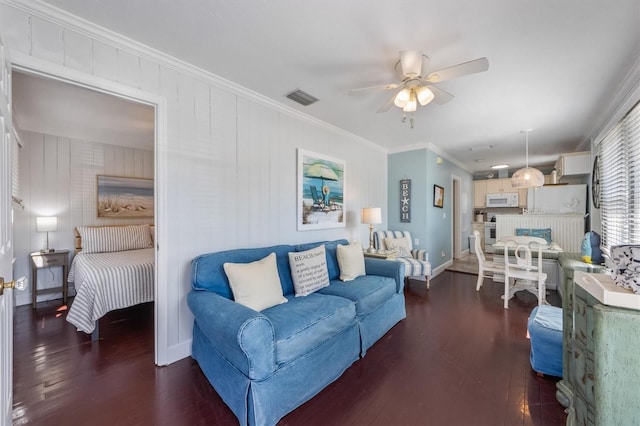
[433,184,444,208]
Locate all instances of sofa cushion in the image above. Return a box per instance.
[223,252,288,311]
[262,292,356,364]
[192,245,295,298]
[318,275,397,316]
[288,244,330,297]
[337,242,366,281]
[294,239,349,281]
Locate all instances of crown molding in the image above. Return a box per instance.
[387,142,470,173]
[581,55,640,150]
[387,142,428,154]
[427,143,471,172]
[1,0,385,153]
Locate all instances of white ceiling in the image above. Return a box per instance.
[25,0,640,174]
[13,71,155,150]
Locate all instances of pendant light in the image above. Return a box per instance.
[511,129,544,188]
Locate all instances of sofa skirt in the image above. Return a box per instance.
[192,320,360,426]
[358,292,406,356]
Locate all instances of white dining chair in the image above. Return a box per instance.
[501,236,548,309]
[473,230,504,291]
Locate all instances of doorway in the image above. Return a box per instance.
[452,175,462,259]
[10,62,165,364]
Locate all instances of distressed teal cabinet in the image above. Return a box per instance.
[561,272,640,425]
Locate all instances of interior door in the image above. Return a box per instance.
[0,34,14,426]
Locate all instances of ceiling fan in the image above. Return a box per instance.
[350,51,489,122]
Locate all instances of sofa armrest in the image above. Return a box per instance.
[187,291,276,380]
[364,258,405,293]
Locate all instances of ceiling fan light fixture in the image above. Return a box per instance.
[403,91,417,112]
[416,86,434,106]
[394,88,410,108]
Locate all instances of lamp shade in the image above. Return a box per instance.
[403,91,417,112]
[361,207,382,225]
[511,129,544,189]
[511,167,545,188]
[416,86,435,106]
[36,216,58,232]
[394,88,411,108]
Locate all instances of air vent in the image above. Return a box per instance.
[286,89,318,106]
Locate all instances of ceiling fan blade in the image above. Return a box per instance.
[376,91,399,113]
[399,50,424,77]
[425,57,489,83]
[427,85,455,105]
[349,83,400,94]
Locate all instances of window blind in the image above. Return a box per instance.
[598,101,640,248]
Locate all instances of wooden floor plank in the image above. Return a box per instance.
[13,270,566,425]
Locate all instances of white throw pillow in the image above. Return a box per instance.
[336,242,366,282]
[384,237,412,258]
[223,252,288,311]
[288,245,330,297]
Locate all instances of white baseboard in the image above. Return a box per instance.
[433,260,453,278]
[163,339,192,366]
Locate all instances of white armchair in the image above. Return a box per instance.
[373,230,432,289]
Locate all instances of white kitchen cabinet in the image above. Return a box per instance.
[485,179,503,194]
[473,181,486,208]
[555,151,590,179]
[485,178,515,194]
[475,178,525,208]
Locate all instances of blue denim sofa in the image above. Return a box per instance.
[188,239,406,426]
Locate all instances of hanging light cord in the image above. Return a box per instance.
[522,129,532,168]
[525,131,529,167]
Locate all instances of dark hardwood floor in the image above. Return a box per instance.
[13,271,567,426]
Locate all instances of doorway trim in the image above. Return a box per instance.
[10,51,169,365]
[451,175,463,259]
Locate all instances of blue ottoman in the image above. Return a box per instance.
[528,305,563,377]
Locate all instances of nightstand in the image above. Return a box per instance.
[30,250,70,308]
[363,250,398,260]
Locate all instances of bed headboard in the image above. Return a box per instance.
[74,224,155,254]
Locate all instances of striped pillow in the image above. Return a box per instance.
[78,224,153,253]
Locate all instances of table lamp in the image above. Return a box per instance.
[361,207,382,253]
[36,216,57,253]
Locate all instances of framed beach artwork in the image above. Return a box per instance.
[433,184,444,208]
[97,175,154,218]
[297,149,345,231]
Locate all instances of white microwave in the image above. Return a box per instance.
[486,192,519,208]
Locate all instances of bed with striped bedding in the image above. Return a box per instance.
[66,224,155,334]
[66,248,154,333]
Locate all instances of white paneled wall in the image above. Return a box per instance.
[1,2,388,364]
[13,130,153,306]
[496,214,585,253]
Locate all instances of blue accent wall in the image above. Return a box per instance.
[388,149,428,239]
[388,148,473,272]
